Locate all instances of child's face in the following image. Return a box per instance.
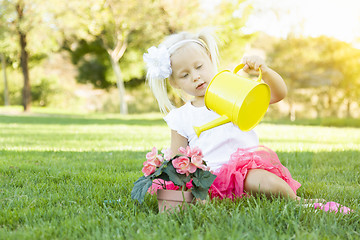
[170,43,216,99]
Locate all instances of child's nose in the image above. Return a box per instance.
[193,74,200,81]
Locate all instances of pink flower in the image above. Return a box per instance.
[191,155,205,169]
[161,148,172,161]
[179,146,191,157]
[142,161,156,177]
[190,146,203,158]
[179,146,206,170]
[179,146,203,158]
[179,146,193,157]
[172,156,197,176]
[146,147,163,167]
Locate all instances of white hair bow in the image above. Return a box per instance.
[143,46,172,80]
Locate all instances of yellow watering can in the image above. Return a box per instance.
[193,64,271,137]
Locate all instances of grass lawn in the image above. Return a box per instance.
[0,109,359,239]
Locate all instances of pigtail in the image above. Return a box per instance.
[147,75,174,114]
[143,44,175,114]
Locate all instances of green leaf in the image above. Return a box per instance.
[152,161,170,178]
[131,176,153,204]
[163,164,190,186]
[191,185,209,200]
[192,169,217,189]
[154,172,170,182]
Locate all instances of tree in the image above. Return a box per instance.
[268,36,360,119]
[206,0,254,67]
[0,53,9,105]
[15,1,32,111]
[0,5,10,105]
[69,39,113,89]
[0,0,60,111]
[55,0,167,114]
[55,0,203,114]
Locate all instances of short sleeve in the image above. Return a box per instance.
[163,107,188,139]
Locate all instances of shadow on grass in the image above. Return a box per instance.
[0,115,166,126]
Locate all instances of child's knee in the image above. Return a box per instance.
[244,169,268,192]
[244,169,285,194]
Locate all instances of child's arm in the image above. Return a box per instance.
[241,55,287,104]
[170,130,188,157]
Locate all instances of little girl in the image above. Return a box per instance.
[143,29,352,214]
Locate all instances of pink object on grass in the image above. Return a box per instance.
[314,201,354,214]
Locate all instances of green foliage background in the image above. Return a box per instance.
[0,0,359,118]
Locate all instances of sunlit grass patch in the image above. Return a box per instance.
[0,112,359,239]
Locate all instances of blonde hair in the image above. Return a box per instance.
[146,28,219,114]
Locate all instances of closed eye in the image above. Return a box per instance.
[196,65,202,69]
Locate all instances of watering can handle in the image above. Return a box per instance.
[233,64,262,82]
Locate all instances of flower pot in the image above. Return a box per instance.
[157,189,194,213]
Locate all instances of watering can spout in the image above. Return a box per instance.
[193,115,230,137]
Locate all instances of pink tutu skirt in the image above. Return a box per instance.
[210,145,301,199]
[149,145,301,200]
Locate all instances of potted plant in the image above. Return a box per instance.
[131,146,217,212]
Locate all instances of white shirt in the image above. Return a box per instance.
[164,102,259,171]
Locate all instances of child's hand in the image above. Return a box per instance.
[241,55,268,74]
[241,55,287,104]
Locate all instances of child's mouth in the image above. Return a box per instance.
[196,83,206,89]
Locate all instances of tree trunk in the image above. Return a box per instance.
[19,31,31,112]
[288,98,296,121]
[1,53,9,106]
[344,88,352,118]
[346,99,351,118]
[16,2,31,112]
[314,101,321,119]
[109,56,128,114]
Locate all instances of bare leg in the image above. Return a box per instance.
[244,169,297,200]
